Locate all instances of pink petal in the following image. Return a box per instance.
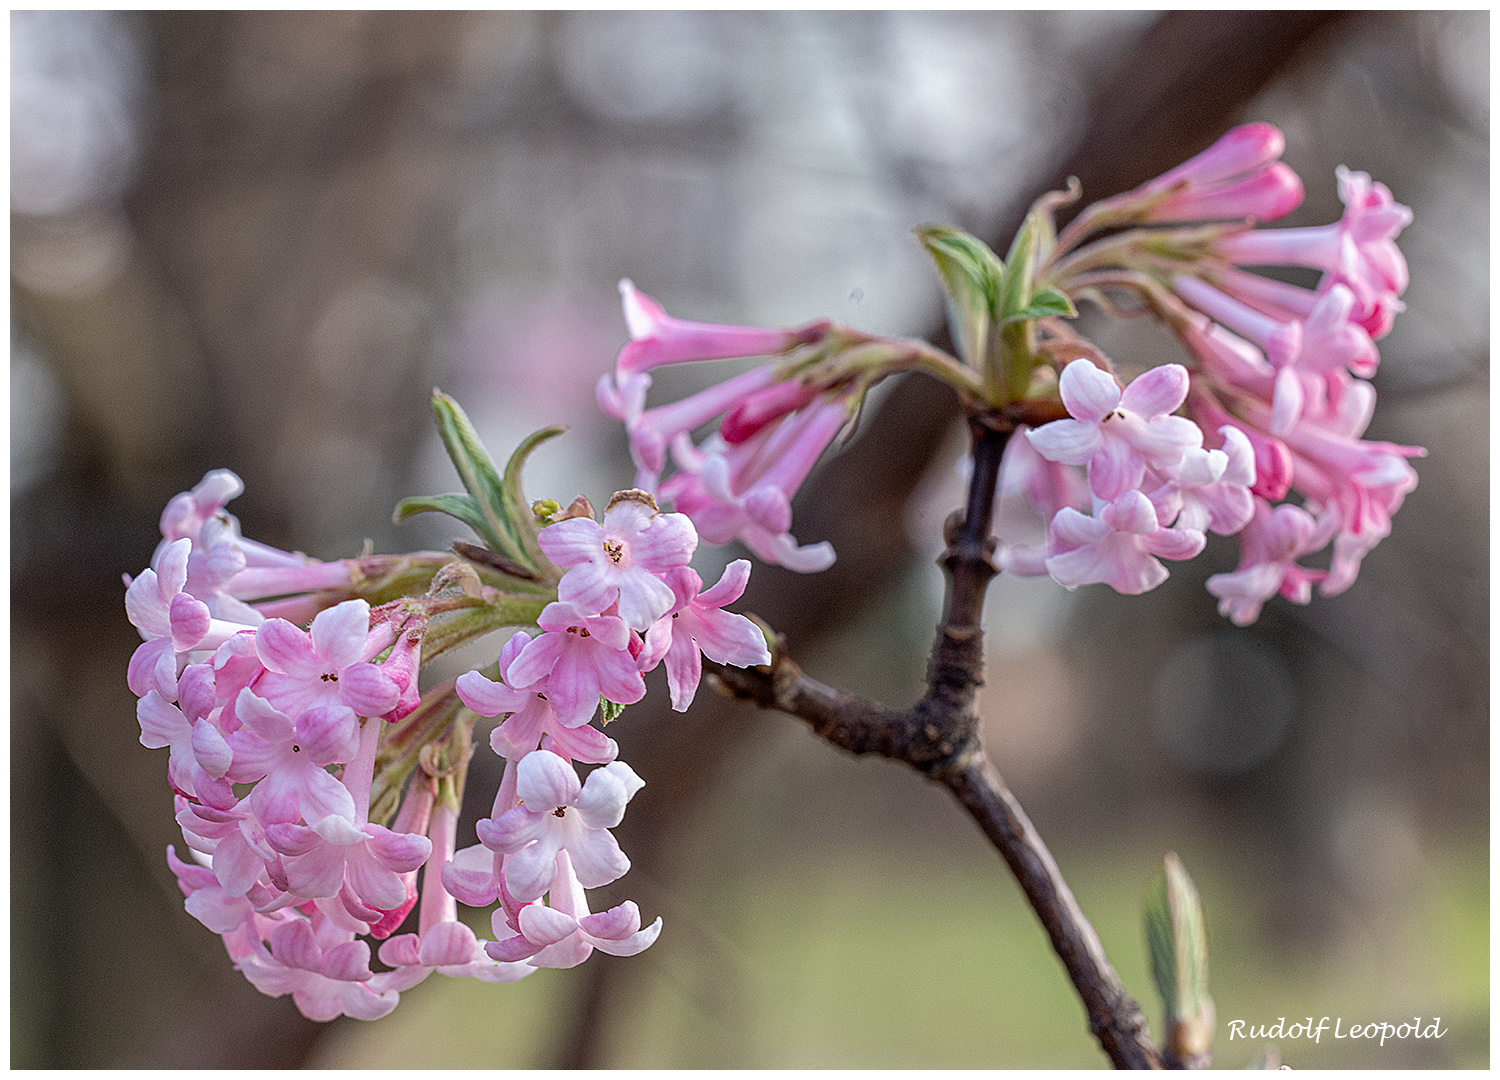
[1025,419,1102,467]
[1058,359,1120,422]
[1119,364,1189,418]
[310,600,371,671]
[254,620,320,678]
[696,560,751,607]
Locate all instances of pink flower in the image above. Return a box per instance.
[253,599,400,720]
[1134,122,1304,222]
[374,800,535,985]
[225,689,361,826]
[126,538,250,699]
[236,917,401,1022]
[1026,359,1203,501]
[166,845,287,939]
[457,631,619,763]
[159,469,245,545]
[639,561,771,711]
[137,688,235,809]
[540,492,697,631]
[657,398,844,572]
[174,796,280,899]
[474,750,642,902]
[615,279,822,376]
[504,603,647,726]
[1045,490,1206,595]
[602,365,778,490]
[1147,425,1257,536]
[266,815,432,911]
[993,425,1093,577]
[1215,166,1412,338]
[485,849,661,968]
[1206,499,1333,625]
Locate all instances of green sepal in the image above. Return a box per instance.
[393,494,502,551]
[501,425,567,575]
[397,391,564,582]
[914,224,1003,369]
[429,390,516,557]
[1145,852,1216,1063]
[599,698,625,725]
[999,286,1076,324]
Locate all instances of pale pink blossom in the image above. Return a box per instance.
[225,689,361,825]
[1026,359,1202,501]
[253,600,400,720]
[486,849,661,968]
[639,561,771,711]
[504,603,646,726]
[540,494,697,630]
[1207,499,1333,624]
[1045,490,1206,594]
[1147,425,1257,535]
[474,751,642,902]
[457,631,619,763]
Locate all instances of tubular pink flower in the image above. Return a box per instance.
[1045,490,1206,595]
[1215,166,1412,338]
[457,632,619,763]
[1133,122,1304,222]
[1172,275,1301,371]
[474,751,642,902]
[658,398,844,572]
[253,599,401,720]
[540,494,697,631]
[1206,499,1332,625]
[504,603,646,726]
[615,279,820,375]
[486,849,661,968]
[639,561,771,712]
[1025,359,1202,501]
[608,365,777,488]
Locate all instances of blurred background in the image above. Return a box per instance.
[11,10,1487,1068]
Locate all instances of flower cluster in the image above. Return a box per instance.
[592,125,1420,625]
[450,491,769,966]
[596,281,846,572]
[132,469,770,1020]
[995,123,1422,622]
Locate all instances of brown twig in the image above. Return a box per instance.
[708,417,1164,1069]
